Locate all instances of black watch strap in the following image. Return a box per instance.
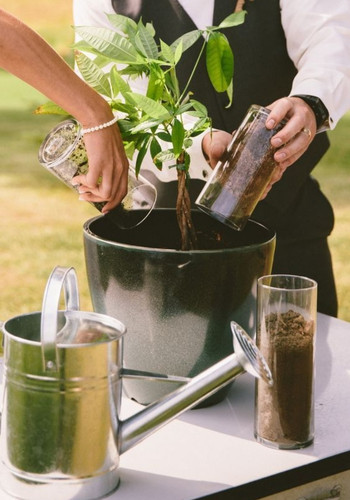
[291,94,330,132]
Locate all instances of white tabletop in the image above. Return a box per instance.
[1,313,350,499]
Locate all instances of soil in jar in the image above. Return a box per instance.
[256,309,315,446]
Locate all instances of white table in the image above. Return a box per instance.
[1,313,350,499]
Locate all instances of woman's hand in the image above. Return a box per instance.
[73,121,129,213]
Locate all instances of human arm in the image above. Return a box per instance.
[203,0,350,196]
[281,0,350,130]
[73,0,350,195]
[0,8,128,211]
[258,0,350,194]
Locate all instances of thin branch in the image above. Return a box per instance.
[176,34,207,107]
[235,0,247,12]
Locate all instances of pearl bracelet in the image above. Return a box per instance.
[81,116,118,135]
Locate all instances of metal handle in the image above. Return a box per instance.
[40,266,80,372]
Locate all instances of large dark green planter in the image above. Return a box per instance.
[83,209,275,406]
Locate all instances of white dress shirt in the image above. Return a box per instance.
[73,0,350,182]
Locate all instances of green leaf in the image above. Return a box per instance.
[184,150,191,171]
[34,101,68,116]
[176,102,196,115]
[123,140,136,159]
[106,13,138,34]
[72,40,101,56]
[225,79,234,108]
[154,149,176,163]
[146,64,165,101]
[127,92,171,120]
[150,137,162,167]
[135,135,151,173]
[218,11,247,29]
[150,137,162,157]
[172,118,185,156]
[145,22,156,38]
[206,32,233,92]
[164,67,180,101]
[190,100,208,117]
[74,26,140,63]
[156,131,172,142]
[110,65,132,98]
[111,101,137,116]
[92,53,115,69]
[130,118,163,134]
[171,30,202,53]
[189,117,211,135]
[135,25,158,59]
[119,65,146,78]
[160,39,174,63]
[75,51,112,98]
[117,119,139,135]
[134,23,158,59]
[191,129,208,138]
[174,40,183,65]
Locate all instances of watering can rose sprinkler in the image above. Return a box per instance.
[0,267,272,500]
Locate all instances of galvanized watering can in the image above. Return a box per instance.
[0,266,272,500]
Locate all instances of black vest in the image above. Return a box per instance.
[112,0,332,236]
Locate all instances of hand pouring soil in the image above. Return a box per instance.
[0,267,272,500]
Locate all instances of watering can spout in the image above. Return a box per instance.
[118,352,241,454]
[118,322,273,455]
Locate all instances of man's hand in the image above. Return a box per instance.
[262,96,317,197]
[202,96,317,199]
[202,130,233,168]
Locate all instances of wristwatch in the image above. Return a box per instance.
[291,94,331,133]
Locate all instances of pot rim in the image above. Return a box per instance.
[83,214,276,255]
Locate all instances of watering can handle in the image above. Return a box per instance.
[40,266,80,372]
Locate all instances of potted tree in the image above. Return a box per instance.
[40,9,246,250]
[38,9,276,406]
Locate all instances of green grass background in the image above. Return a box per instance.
[0,1,94,317]
[1,1,350,322]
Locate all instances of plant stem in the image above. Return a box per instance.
[176,153,198,250]
[235,0,247,12]
[176,33,208,106]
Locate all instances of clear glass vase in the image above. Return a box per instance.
[254,274,318,449]
[196,104,286,231]
[38,119,157,229]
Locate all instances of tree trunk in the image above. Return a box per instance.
[176,154,198,251]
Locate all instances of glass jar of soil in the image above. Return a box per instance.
[255,274,317,449]
[196,104,286,231]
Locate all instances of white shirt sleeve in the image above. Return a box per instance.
[281,0,350,129]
